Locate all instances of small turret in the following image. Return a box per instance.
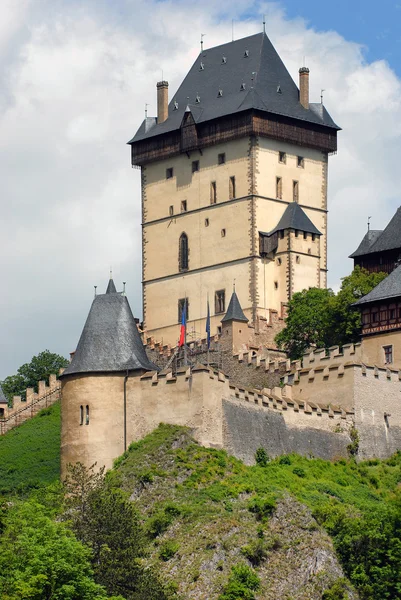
[221,291,249,353]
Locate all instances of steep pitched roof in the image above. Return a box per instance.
[129,32,339,144]
[264,202,322,236]
[350,207,401,258]
[221,291,249,323]
[0,384,8,405]
[349,230,383,258]
[61,280,157,377]
[106,278,117,294]
[353,264,401,306]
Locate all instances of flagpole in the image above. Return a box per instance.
[184,293,187,366]
[207,293,210,366]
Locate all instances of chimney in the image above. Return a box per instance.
[157,80,169,124]
[299,67,309,109]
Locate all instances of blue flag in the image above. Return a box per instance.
[206,299,211,349]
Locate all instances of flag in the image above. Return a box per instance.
[179,301,186,347]
[206,299,211,349]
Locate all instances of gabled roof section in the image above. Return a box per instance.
[353,264,401,306]
[221,291,249,323]
[349,230,383,258]
[129,32,339,144]
[61,285,157,378]
[0,384,8,405]
[265,202,322,236]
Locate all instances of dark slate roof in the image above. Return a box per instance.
[61,280,157,377]
[0,384,8,405]
[350,207,401,258]
[263,202,322,236]
[106,278,117,294]
[129,32,339,144]
[221,291,249,323]
[353,264,401,306]
[349,230,383,258]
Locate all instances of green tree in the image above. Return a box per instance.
[1,350,69,401]
[275,287,336,359]
[0,499,115,600]
[63,463,171,600]
[275,267,387,359]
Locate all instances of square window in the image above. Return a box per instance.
[297,156,304,168]
[279,151,286,164]
[205,218,209,227]
[221,228,226,237]
[169,205,174,216]
[181,200,187,212]
[210,181,217,204]
[215,289,225,314]
[166,167,173,179]
[218,153,226,165]
[192,160,199,173]
[384,345,393,364]
[178,298,189,323]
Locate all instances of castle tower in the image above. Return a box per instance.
[59,278,157,475]
[220,289,249,353]
[128,32,339,347]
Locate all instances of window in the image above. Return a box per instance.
[217,325,222,334]
[229,176,236,199]
[279,151,286,164]
[166,167,173,179]
[362,312,370,325]
[293,180,299,203]
[312,234,316,242]
[221,228,226,237]
[274,281,278,289]
[384,345,393,364]
[295,230,299,238]
[277,257,282,265]
[169,205,174,216]
[303,232,307,240]
[205,218,209,227]
[296,256,300,264]
[372,310,378,322]
[179,233,189,271]
[389,307,396,320]
[279,230,284,239]
[178,298,189,322]
[192,160,199,173]
[85,405,89,425]
[215,290,225,314]
[80,405,83,425]
[380,307,388,321]
[181,200,187,212]
[218,153,226,165]
[276,177,282,199]
[0,408,4,418]
[210,181,217,204]
[297,156,304,168]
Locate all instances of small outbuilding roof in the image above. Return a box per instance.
[61,279,157,377]
[0,384,8,405]
[353,264,401,306]
[350,207,401,258]
[263,202,322,237]
[221,291,249,323]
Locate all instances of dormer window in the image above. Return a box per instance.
[277,85,282,94]
[222,56,227,64]
[240,83,246,91]
[200,62,205,70]
[244,50,249,57]
[195,94,201,103]
[218,89,223,97]
[173,100,179,110]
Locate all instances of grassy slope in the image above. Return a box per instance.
[112,425,401,599]
[0,402,60,495]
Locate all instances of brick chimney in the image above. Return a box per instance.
[299,67,309,109]
[157,81,169,124]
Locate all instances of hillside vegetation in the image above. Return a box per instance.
[0,402,60,495]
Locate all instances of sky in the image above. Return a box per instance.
[1,0,401,379]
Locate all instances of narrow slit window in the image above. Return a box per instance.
[218,153,226,165]
[297,156,304,168]
[80,405,83,425]
[293,180,299,203]
[210,181,217,204]
[384,345,393,364]
[221,228,226,237]
[181,200,187,212]
[178,298,189,323]
[279,151,286,164]
[166,167,173,179]
[192,160,199,173]
[169,205,174,216]
[229,176,236,200]
[179,233,189,271]
[276,177,282,199]
[85,405,89,425]
[205,218,209,227]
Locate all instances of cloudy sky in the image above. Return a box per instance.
[1,0,401,379]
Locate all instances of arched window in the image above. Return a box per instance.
[179,233,189,271]
[85,405,90,425]
[80,405,83,425]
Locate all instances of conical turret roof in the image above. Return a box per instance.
[0,384,8,405]
[61,280,157,377]
[221,291,249,323]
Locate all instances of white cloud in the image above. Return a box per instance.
[1,0,401,377]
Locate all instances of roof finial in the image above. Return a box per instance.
[123,281,126,295]
[145,103,149,118]
[201,33,206,53]
[263,14,266,34]
[368,216,372,232]
[94,285,97,298]
[233,279,236,292]
[320,89,325,104]
[110,267,113,279]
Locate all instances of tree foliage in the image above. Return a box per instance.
[1,350,69,401]
[275,267,387,359]
[63,463,172,600]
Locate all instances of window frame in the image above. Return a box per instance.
[192,160,199,173]
[278,151,286,164]
[215,289,226,314]
[166,167,174,179]
[218,152,226,165]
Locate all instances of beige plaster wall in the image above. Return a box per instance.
[361,331,401,369]
[292,366,356,411]
[61,374,128,477]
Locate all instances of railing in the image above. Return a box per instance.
[0,386,61,435]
